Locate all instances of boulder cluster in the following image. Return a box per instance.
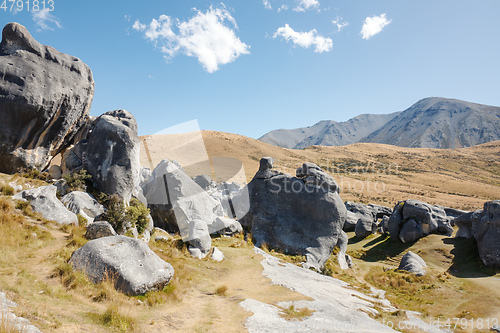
[1,22,499,302]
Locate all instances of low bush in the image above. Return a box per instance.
[63,170,92,192]
[98,195,150,235]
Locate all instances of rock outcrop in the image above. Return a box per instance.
[0,23,94,173]
[61,110,140,202]
[143,159,241,257]
[398,251,427,276]
[83,110,140,202]
[241,158,346,270]
[69,235,174,295]
[61,191,106,225]
[13,185,78,225]
[85,221,117,240]
[388,199,454,243]
[455,200,500,267]
[344,201,392,238]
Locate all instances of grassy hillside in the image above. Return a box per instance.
[140,131,500,211]
[1,132,498,332]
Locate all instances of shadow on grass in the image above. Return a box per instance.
[349,233,415,262]
[443,237,499,278]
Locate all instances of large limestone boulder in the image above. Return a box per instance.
[0,23,94,173]
[398,251,427,276]
[388,199,454,243]
[61,191,106,225]
[142,160,218,255]
[69,235,174,295]
[82,110,140,202]
[13,185,78,225]
[455,200,500,267]
[241,159,346,270]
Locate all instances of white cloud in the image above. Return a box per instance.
[263,0,272,10]
[293,0,320,12]
[277,4,289,12]
[360,13,391,40]
[133,6,250,73]
[132,20,146,32]
[32,8,62,31]
[332,17,348,32]
[273,24,332,53]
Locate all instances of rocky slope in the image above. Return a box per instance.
[259,97,500,149]
[259,113,399,149]
[361,97,500,148]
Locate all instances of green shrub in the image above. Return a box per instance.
[99,195,150,235]
[63,170,92,192]
[100,194,126,233]
[126,198,150,235]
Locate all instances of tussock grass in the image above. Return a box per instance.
[0,184,14,196]
[215,285,228,296]
[87,304,136,332]
[259,242,307,265]
[278,305,314,321]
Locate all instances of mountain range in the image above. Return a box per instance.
[259,97,500,149]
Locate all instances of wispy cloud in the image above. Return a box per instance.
[332,16,348,32]
[273,24,332,53]
[32,8,62,31]
[277,4,289,13]
[263,0,272,10]
[293,0,320,12]
[133,6,250,73]
[360,13,391,40]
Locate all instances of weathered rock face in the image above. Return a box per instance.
[344,201,392,238]
[398,251,427,276]
[455,200,500,267]
[208,216,242,236]
[61,191,106,225]
[0,23,94,173]
[69,235,174,296]
[336,230,352,270]
[13,185,78,225]
[83,110,140,202]
[142,160,218,255]
[388,200,454,243]
[192,174,216,191]
[85,221,117,240]
[61,110,140,202]
[241,159,346,270]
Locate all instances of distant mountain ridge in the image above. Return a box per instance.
[259,97,500,149]
[259,113,400,149]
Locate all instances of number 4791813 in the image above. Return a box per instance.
[1,0,54,12]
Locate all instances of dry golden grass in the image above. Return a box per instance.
[0,176,310,332]
[278,304,315,321]
[141,131,500,211]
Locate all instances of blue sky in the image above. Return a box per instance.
[2,0,500,138]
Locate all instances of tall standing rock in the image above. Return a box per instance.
[0,22,94,173]
[83,110,140,202]
[62,110,140,202]
[241,159,346,270]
